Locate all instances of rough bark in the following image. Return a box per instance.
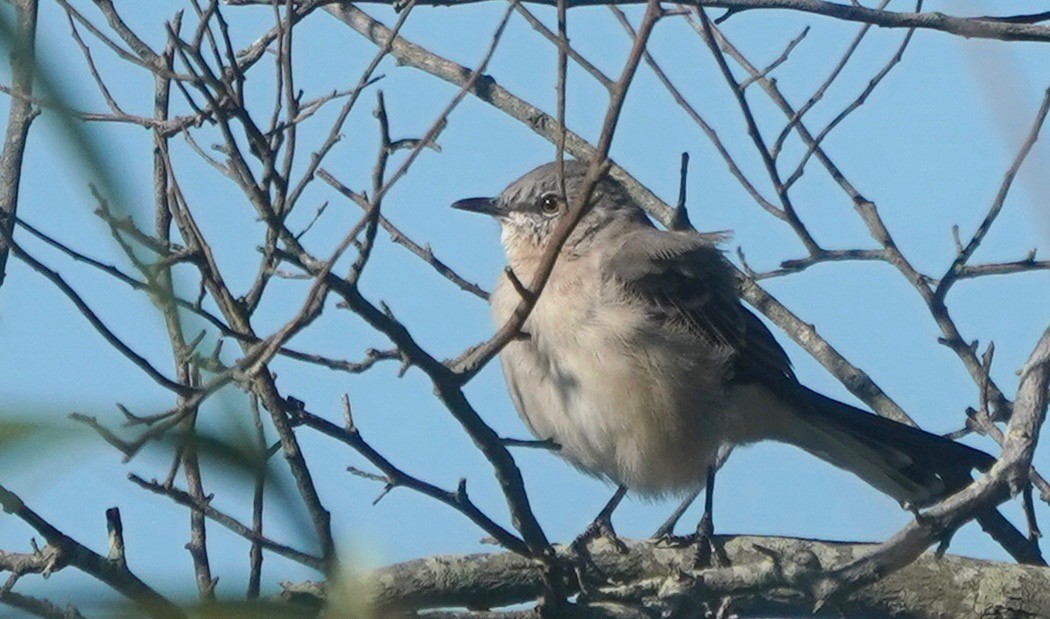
[0,0,38,293]
[281,535,1050,617]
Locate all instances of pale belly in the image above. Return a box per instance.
[492,270,732,496]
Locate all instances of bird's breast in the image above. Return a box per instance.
[490,266,730,496]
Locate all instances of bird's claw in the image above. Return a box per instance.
[572,515,627,554]
[653,532,697,548]
[654,512,725,567]
[694,510,716,568]
[568,516,628,602]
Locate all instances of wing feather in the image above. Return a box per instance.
[605,229,797,393]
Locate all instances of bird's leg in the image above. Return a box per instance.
[653,488,700,541]
[659,448,733,546]
[572,486,628,553]
[694,465,728,568]
[570,486,629,598]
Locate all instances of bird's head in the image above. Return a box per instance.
[452,160,649,262]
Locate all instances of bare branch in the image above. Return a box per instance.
[128,474,324,571]
[0,485,184,618]
[816,326,1050,600]
[255,0,1050,43]
[452,0,664,381]
[318,168,489,299]
[937,85,1050,299]
[290,396,529,555]
[281,535,1050,617]
[0,0,38,293]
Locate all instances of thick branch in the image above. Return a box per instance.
[281,535,1050,617]
[0,0,38,293]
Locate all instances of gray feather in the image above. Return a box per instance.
[605,228,797,392]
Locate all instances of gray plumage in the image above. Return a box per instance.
[454,160,992,505]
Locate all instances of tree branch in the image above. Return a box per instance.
[0,486,184,618]
[280,535,1050,617]
[0,0,38,293]
[229,0,1050,43]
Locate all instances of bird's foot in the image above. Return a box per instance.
[693,510,734,568]
[651,488,700,541]
[567,514,629,600]
[572,514,628,554]
[651,517,683,544]
[653,531,698,547]
[655,512,727,567]
[693,510,717,568]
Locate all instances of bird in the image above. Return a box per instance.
[452,159,994,545]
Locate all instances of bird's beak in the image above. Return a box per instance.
[451,197,501,217]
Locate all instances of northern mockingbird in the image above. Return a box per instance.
[453,160,993,542]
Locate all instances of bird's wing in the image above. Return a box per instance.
[605,228,797,392]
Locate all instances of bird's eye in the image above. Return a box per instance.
[539,194,561,215]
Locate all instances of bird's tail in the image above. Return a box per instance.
[776,386,994,508]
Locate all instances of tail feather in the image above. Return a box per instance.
[779,387,994,507]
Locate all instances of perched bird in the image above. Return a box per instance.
[453,159,993,539]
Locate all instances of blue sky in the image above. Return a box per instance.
[0,0,1048,610]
